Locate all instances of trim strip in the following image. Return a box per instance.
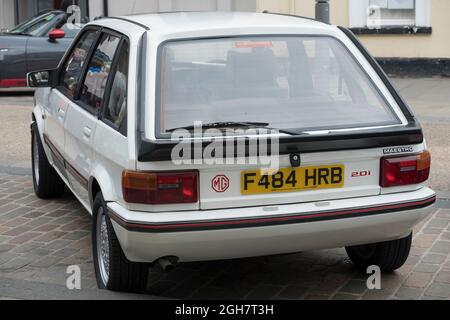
[43,134,65,169]
[108,195,436,233]
[0,78,27,88]
[65,161,89,189]
[102,17,150,31]
[43,134,88,190]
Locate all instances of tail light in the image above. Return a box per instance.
[122,171,198,204]
[380,150,431,187]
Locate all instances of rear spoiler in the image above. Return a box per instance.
[137,122,423,162]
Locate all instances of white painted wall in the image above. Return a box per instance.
[0,0,15,31]
[88,0,257,18]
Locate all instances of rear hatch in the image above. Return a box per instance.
[136,34,421,211]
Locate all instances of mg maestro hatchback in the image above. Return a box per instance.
[28,12,435,293]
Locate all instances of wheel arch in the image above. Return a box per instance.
[88,165,119,212]
[89,177,101,210]
[31,107,45,139]
[31,108,54,169]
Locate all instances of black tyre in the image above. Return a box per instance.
[92,193,149,293]
[345,233,412,272]
[31,123,65,198]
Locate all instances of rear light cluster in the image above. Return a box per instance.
[122,171,198,205]
[380,150,431,187]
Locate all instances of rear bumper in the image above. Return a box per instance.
[108,187,436,263]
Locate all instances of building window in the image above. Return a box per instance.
[349,0,431,33]
[368,0,415,27]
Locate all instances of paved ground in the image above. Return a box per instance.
[0,176,449,300]
[0,93,33,170]
[0,78,449,300]
[392,78,450,193]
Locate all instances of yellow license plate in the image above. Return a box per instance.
[241,165,345,195]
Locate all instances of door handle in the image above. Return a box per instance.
[57,107,65,118]
[83,126,92,138]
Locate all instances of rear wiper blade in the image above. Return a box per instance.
[167,121,302,136]
[166,121,270,132]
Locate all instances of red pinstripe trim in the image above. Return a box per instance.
[0,78,27,87]
[108,195,436,232]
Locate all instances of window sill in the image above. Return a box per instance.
[349,26,432,35]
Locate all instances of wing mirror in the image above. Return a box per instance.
[27,69,57,88]
[48,28,65,41]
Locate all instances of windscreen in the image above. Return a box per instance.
[158,36,400,134]
[9,12,58,36]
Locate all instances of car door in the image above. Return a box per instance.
[64,30,122,206]
[26,36,75,74]
[0,35,28,87]
[44,29,98,177]
[93,38,130,204]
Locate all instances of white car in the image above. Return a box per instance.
[28,12,435,293]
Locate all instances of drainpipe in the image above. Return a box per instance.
[315,0,330,24]
[103,0,109,17]
[14,0,19,25]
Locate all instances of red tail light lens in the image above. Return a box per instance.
[122,171,198,204]
[381,151,431,187]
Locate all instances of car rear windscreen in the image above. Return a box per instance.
[157,36,401,134]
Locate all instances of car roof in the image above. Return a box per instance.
[100,11,333,34]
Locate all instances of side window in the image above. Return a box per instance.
[79,33,121,111]
[104,42,129,135]
[60,31,97,97]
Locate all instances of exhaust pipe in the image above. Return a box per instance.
[156,256,179,272]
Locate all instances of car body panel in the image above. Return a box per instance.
[64,102,97,207]
[26,36,76,73]
[113,204,434,263]
[0,35,28,86]
[90,120,129,205]
[44,89,69,175]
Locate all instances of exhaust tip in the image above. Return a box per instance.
[156,256,179,272]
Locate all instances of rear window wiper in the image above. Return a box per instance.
[166,121,268,132]
[166,121,299,135]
